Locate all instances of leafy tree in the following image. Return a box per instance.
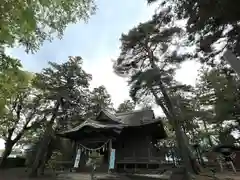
[113,11,200,178]
[0,72,44,168]
[170,94,199,140]
[116,100,135,113]
[0,0,96,53]
[30,56,91,177]
[86,85,114,118]
[195,66,240,144]
[0,0,95,83]
[0,0,96,159]
[0,58,28,113]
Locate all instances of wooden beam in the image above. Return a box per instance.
[78,137,116,144]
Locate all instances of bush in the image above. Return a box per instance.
[0,157,26,168]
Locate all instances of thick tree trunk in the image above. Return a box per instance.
[202,119,214,147]
[146,46,200,179]
[171,148,176,166]
[29,131,52,177]
[151,84,200,180]
[182,131,202,173]
[0,140,14,168]
[39,145,54,175]
[29,101,60,177]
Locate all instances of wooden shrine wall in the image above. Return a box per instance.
[115,126,165,164]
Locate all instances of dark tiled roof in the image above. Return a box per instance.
[115,109,158,126]
[58,109,163,138]
[58,119,123,135]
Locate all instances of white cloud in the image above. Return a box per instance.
[83,57,130,109]
[175,61,201,85]
[83,54,201,116]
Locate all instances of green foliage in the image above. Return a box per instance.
[147,0,240,147]
[148,0,240,64]
[0,0,96,53]
[0,68,44,167]
[85,85,114,118]
[114,11,188,106]
[0,58,28,112]
[116,100,135,113]
[0,69,39,141]
[196,66,240,124]
[194,66,240,146]
[114,7,207,175]
[115,10,185,76]
[33,56,92,129]
[21,57,115,175]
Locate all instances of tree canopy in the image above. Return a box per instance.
[116,100,135,113]
[1,0,240,178]
[0,0,95,53]
[148,0,240,65]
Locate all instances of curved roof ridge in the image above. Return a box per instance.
[96,109,121,122]
[115,109,154,116]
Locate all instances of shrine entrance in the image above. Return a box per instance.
[73,138,114,172]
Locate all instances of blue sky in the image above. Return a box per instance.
[7,0,162,107]
[1,0,200,149]
[7,0,199,107]
[9,0,157,72]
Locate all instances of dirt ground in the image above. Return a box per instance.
[0,168,57,180]
[1,168,240,180]
[195,172,240,180]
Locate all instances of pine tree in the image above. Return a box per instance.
[114,11,200,178]
[86,85,114,118]
[148,0,240,65]
[29,56,91,177]
[116,100,135,113]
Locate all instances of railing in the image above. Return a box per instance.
[116,156,166,164]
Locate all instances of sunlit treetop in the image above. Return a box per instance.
[0,0,96,53]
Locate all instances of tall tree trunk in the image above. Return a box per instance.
[29,127,53,177]
[202,119,213,147]
[0,140,14,168]
[182,124,187,134]
[29,101,60,177]
[146,46,200,179]
[151,89,198,180]
[171,148,176,166]
[39,144,54,175]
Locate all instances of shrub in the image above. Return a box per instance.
[0,157,26,168]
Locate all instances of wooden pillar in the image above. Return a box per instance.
[108,139,112,173]
[147,136,151,160]
[109,139,112,160]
